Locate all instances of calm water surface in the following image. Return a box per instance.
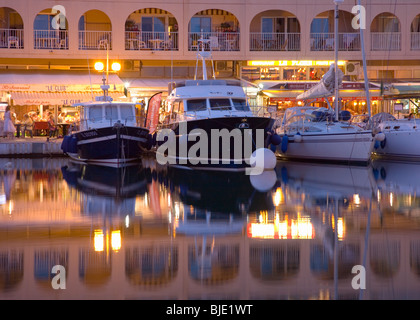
[0,156,420,300]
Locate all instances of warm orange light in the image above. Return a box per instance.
[94,62,104,71]
[111,62,121,72]
[94,230,104,252]
[111,230,121,251]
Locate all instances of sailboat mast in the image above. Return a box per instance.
[358,0,371,116]
[334,0,342,121]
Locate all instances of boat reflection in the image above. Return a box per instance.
[142,159,275,292]
[372,159,420,221]
[61,162,148,216]
[1,158,420,299]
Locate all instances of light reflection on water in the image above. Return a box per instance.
[0,157,420,300]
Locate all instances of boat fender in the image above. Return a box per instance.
[375,132,386,142]
[68,135,78,153]
[61,135,69,152]
[269,143,277,152]
[374,140,380,149]
[380,136,386,149]
[294,132,302,143]
[249,148,277,171]
[281,134,288,153]
[270,134,282,146]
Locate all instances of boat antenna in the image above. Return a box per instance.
[358,0,371,116]
[195,30,213,80]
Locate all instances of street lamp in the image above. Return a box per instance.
[111,62,121,72]
[94,60,121,100]
[94,61,104,71]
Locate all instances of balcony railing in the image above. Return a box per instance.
[0,29,24,49]
[250,33,300,51]
[125,31,178,51]
[79,31,112,50]
[188,32,240,51]
[34,30,68,50]
[371,32,401,51]
[310,33,360,51]
[411,33,420,50]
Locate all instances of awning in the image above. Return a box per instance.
[264,89,381,100]
[261,80,381,101]
[10,91,125,106]
[383,84,420,99]
[0,70,126,106]
[0,70,124,92]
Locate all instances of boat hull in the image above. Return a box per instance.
[373,130,420,160]
[62,126,150,166]
[156,117,275,170]
[276,131,374,165]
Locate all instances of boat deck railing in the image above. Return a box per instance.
[160,107,276,124]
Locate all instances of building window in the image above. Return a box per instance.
[190,17,211,33]
[311,17,329,33]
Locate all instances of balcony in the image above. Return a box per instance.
[371,32,401,51]
[34,30,68,49]
[250,33,300,51]
[79,31,112,50]
[0,29,23,49]
[411,33,420,50]
[125,31,178,51]
[188,32,240,51]
[310,33,360,51]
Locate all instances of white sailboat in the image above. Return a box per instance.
[369,83,420,160]
[273,1,378,165]
[369,111,420,160]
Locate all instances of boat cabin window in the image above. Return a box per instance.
[186,99,207,112]
[232,99,250,111]
[120,105,135,120]
[209,98,232,111]
[89,105,103,121]
[105,105,119,121]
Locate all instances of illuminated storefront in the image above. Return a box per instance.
[242,60,347,81]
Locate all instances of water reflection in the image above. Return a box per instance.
[0,157,419,299]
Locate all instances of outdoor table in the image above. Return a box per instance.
[149,39,163,50]
[33,121,49,136]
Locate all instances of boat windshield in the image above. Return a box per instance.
[105,105,119,121]
[186,99,207,112]
[283,107,332,125]
[232,99,250,111]
[120,105,135,120]
[209,98,232,111]
[89,105,103,121]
